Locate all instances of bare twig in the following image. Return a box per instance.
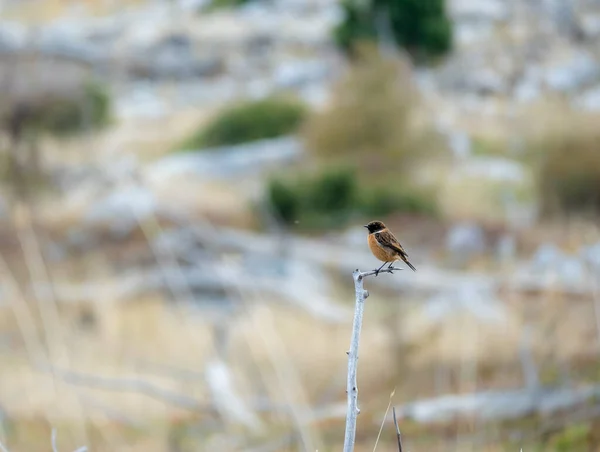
[591,263,600,352]
[0,439,9,452]
[344,268,398,452]
[392,407,403,452]
[39,366,215,413]
[373,388,396,451]
[51,428,58,452]
[359,268,398,279]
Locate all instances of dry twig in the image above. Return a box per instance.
[343,267,397,452]
[392,407,403,452]
[51,428,58,452]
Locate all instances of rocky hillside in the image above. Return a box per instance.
[428,0,600,136]
[3,0,600,121]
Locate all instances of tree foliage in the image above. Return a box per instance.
[334,0,453,61]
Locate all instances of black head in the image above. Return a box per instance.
[364,221,386,233]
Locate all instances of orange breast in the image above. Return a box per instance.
[367,234,396,262]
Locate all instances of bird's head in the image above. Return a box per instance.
[364,221,386,234]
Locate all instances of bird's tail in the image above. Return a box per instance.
[405,260,417,272]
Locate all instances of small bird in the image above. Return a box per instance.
[364,220,416,275]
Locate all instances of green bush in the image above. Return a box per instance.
[531,113,600,216]
[360,185,437,217]
[30,82,111,136]
[334,1,377,54]
[267,167,358,229]
[266,166,436,230]
[333,0,452,61]
[546,424,590,452]
[308,167,357,214]
[0,65,111,198]
[267,179,301,225]
[180,96,307,150]
[206,0,252,9]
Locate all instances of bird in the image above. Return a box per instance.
[364,220,416,275]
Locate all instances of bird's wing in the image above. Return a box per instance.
[376,230,409,258]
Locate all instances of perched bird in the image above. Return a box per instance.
[364,220,416,275]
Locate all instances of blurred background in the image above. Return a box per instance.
[0,0,599,450]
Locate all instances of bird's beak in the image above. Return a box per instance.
[363,225,369,229]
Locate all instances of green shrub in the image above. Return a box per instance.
[546,424,590,452]
[334,1,378,54]
[308,167,357,214]
[266,166,436,230]
[206,0,252,9]
[30,82,111,136]
[266,167,359,229]
[0,61,111,198]
[333,0,452,61]
[267,179,301,225]
[360,185,437,217]
[303,44,443,181]
[471,137,506,157]
[180,96,307,150]
[531,113,600,216]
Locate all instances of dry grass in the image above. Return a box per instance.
[0,248,597,450]
[0,90,598,450]
[0,165,596,451]
[43,106,214,167]
[2,0,149,23]
[529,112,600,216]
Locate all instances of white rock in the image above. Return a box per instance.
[114,83,168,119]
[574,85,600,112]
[145,136,302,183]
[580,242,600,270]
[449,0,510,22]
[127,34,223,80]
[453,22,494,47]
[34,25,106,64]
[0,21,28,51]
[177,0,210,11]
[272,59,331,89]
[515,70,542,103]
[557,256,586,289]
[544,51,600,93]
[298,83,331,109]
[425,282,506,324]
[581,14,600,39]
[447,130,472,159]
[456,156,527,183]
[530,243,563,272]
[446,222,486,263]
[437,52,512,96]
[84,186,157,237]
[496,234,517,263]
[392,386,600,424]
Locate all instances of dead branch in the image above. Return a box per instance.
[392,407,403,452]
[343,267,397,452]
[38,366,215,414]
